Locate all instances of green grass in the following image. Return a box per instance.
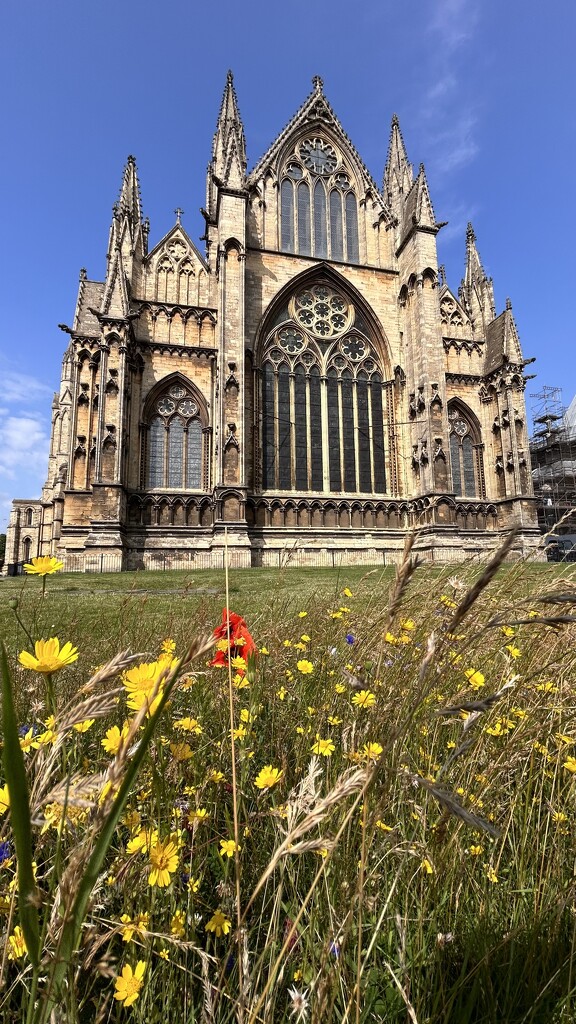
[1,553,576,1023]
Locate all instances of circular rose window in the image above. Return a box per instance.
[290,284,353,339]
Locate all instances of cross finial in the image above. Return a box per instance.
[174,207,184,224]
[312,75,323,92]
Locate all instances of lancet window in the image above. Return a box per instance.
[280,138,359,263]
[144,382,206,491]
[448,404,485,498]
[260,283,388,495]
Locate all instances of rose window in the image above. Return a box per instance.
[340,336,366,361]
[178,399,198,417]
[291,285,353,338]
[157,397,176,416]
[278,328,305,354]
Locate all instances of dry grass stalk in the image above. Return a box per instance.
[56,689,125,733]
[384,531,418,635]
[408,772,501,837]
[446,528,518,634]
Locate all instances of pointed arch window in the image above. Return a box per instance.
[280,145,360,263]
[259,282,389,496]
[448,404,485,498]
[144,382,208,491]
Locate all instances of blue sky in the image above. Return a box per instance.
[1,0,575,529]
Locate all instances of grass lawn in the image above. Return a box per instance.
[1,551,576,1023]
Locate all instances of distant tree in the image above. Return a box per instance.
[0,534,5,569]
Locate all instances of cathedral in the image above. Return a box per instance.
[5,74,540,573]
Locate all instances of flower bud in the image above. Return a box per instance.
[8,598,18,610]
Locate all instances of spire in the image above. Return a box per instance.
[383,113,413,216]
[460,222,496,334]
[116,155,142,235]
[103,156,146,318]
[212,70,247,188]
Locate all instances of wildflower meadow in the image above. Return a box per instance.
[1,539,576,1023]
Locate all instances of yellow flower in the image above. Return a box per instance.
[464,668,485,690]
[352,690,376,709]
[468,845,483,856]
[421,858,434,875]
[120,913,149,943]
[208,770,225,783]
[7,925,27,959]
[233,673,250,689]
[23,556,63,576]
[283,639,293,647]
[276,686,287,700]
[335,683,346,694]
[259,647,270,655]
[501,625,515,637]
[311,736,335,757]
[254,765,283,790]
[300,634,311,643]
[73,718,95,733]
[174,717,203,734]
[240,708,252,723]
[114,961,146,1007]
[297,659,314,674]
[127,828,158,855]
[158,949,169,960]
[328,715,342,725]
[170,910,186,937]
[170,741,193,762]
[505,644,521,659]
[231,655,247,672]
[206,909,231,937]
[190,807,209,822]
[536,681,557,693]
[294,642,307,652]
[362,741,383,761]
[342,587,353,598]
[148,838,179,886]
[0,785,10,815]
[102,724,129,755]
[486,866,498,883]
[563,757,576,774]
[219,838,240,858]
[401,619,415,631]
[161,638,176,654]
[19,637,79,674]
[375,820,393,832]
[298,611,308,618]
[331,611,343,619]
[19,727,40,752]
[384,632,398,645]
[188,876,201,893]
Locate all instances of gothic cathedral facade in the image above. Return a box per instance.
[6,75,539,573]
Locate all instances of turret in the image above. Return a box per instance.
[460,223,496,336]
[383,114,413,221]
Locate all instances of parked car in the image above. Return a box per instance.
[544,537,576,562]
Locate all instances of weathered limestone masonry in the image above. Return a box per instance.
[5,74,540,573]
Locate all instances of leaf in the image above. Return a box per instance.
[0,642,40,968]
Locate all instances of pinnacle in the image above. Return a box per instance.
[466,221,476,243]
[312,75,324,93]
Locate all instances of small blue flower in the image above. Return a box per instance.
[345,634,355,645]
[329,940,341,958]
[0,841,12,864]
[19,723,38,737]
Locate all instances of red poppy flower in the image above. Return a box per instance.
[210,608,256,672]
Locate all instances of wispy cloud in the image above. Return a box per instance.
[1,370,54,406]
[429,0,480,51]
[429,115,479,177]
[0,413,50,483]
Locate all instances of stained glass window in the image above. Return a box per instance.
[146,384,204,490]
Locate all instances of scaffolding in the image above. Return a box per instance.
[530,385,576,533]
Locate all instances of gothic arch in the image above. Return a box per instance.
[254,267,395,497]
[447,399,485,499]
[141,372,210,492]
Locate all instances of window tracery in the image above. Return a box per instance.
[448,404,485,498]
[260,283,387,495]
[280,139,359,263]
[145,382,205,491]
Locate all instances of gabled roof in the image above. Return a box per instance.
[484,300,523,373]
[247,76,385,210]
[146,222,208,271]
[73,279,104,336]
